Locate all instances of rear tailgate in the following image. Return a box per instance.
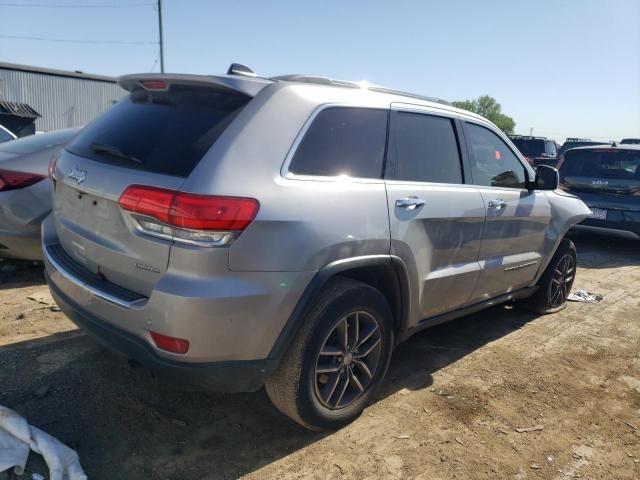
[51,75,259,297]
[53,155,184,296]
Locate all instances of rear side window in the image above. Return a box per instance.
[544,141,557,156]
[394,112,462,184]
[466,123,527,189]
[66,85,250,177]
[288,107,388,178]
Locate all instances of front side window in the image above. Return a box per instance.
[394,112,463,184]
[466,123,527,189]
[288,107,388,178]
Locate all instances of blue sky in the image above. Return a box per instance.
[1,0,639,142]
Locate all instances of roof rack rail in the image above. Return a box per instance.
[271,74,450,105]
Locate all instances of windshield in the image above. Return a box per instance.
[66,85,250,177]
[560,149,640,181]
[0,128,78,155]
[511,138,545,156]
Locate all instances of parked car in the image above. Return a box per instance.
[0,128,79,260]
[508,135,559,166]
[620,138,640,145]
[558,137,611,156]
[558,144,640,238]
[43,65,590,431]
[0,125,17,144]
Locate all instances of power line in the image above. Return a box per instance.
[0,34,156,45]
[0,2,153,7]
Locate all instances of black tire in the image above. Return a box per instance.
[523,238,577,314]
[265,277,394,431]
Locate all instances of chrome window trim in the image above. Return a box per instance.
[44,244,146,309]
[280,103,388,184]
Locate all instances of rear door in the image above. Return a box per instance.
[462,120,552,300]
[385,105,485,322]
[52,80,251,297]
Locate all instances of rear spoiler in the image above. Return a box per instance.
[117,73,274,98]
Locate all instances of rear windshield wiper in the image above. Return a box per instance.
[90,142,143,165]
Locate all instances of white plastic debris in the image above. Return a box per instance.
[0,405,86,480]
[567,289,603,303]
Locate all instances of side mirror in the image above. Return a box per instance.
[534,165,559,190]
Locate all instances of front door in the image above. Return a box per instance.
[461,120,552,300]
[385,106,485,323]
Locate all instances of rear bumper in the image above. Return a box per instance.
[41,213,314,391]
[0,229,43,260]
[47,272,273,392]
[0,183,50,261]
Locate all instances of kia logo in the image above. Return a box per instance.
[592,180,608,186]
[68,166,87,184]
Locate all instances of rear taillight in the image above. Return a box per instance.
[0,169,46,192]
[118,185,259,246]
[48,155,58,179]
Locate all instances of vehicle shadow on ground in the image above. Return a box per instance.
[0,261,45,290]
[0,302,537,479]
[568,230,640,269]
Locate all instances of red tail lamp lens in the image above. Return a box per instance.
[119,185,259,231]
[150,331,190,354]
[0,169,46,192]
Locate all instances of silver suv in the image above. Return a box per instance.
[43,64,590,431]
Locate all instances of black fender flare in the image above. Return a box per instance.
[267,255,411,365]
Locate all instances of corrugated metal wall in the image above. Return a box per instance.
[0,68,126,132]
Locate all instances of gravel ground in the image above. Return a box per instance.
[1,231,639,479]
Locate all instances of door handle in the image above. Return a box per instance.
[487,198,508,210]
[396,197,426,210]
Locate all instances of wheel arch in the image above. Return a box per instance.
[268,255,411,365]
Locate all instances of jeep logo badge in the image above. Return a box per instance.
[68,166,87,184]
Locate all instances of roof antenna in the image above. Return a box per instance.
[227,63,257,77]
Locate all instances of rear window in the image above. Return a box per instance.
[0,129,78,155]
[561,149,640,179]
[288,107,388,178]
[511,138,545,157]
[559,141,609,156]
[0,127,14,143]
[66,85,250,177]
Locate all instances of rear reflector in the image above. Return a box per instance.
[150,331,190,354]
[0,169,46,192]
[119,185,259,231]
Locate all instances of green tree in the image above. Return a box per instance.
[452,95,516,134]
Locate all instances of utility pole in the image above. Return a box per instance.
[157,0,164,73]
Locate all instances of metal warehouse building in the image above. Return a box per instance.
[0,62,126,135]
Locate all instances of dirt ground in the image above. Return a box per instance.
[1,231,639,480]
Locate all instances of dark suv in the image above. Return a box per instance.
[558,144,640,238]
[509,135,558,167]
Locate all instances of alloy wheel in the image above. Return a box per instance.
[314,310,382,410]
[549,253,575,308]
